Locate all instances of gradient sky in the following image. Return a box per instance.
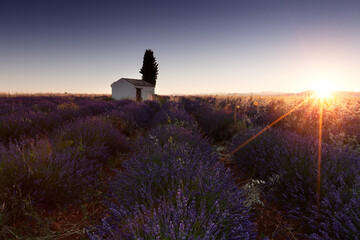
[1,0,360,95]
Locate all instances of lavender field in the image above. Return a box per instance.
[0,94,359,239]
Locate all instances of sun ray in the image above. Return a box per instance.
[221,97,311,161]
[219,90,341,227]
[317,99,323,219]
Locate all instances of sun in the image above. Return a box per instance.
[312,80,335,99]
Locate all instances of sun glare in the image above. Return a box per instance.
[312,81,335,99]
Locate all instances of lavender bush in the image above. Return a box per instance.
[111,142,216,207]
[52,117,128,163]
[303,146,360,239]
[0,96,122,144]
[89,186,255,240]
[0,111,46,143]
[104,101,156,136]
[144,99,161,112]
[0,138,101,223]
[151,101,198,129]
[88,125,256,239]
[230,127,317,180]
[134,125,211,154]
[182,99,236,143]
[231,127,360,238]
[308,177,360,239]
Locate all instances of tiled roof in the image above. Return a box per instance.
[121,78,155,87]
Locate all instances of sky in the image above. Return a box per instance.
[1,0,360,95]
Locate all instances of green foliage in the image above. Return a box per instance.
[139,49,159,86]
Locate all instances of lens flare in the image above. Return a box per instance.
[312,81,335,99]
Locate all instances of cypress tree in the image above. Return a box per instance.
[140,49,158,86]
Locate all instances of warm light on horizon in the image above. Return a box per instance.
[312,80,336,99]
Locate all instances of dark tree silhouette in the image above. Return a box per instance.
[140,49,158,86]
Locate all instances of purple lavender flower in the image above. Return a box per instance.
[104,101,156,136]
[0,138,101,225]
[89,125,256,239]
[52,117,128,163]
[231,127,360,238]
[151,101,197,129]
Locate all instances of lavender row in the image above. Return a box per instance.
[88,125,257,239]
[0,115,130,232]
[177,95,360,149]
[0,96,125,143]
[231,127,360,239]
